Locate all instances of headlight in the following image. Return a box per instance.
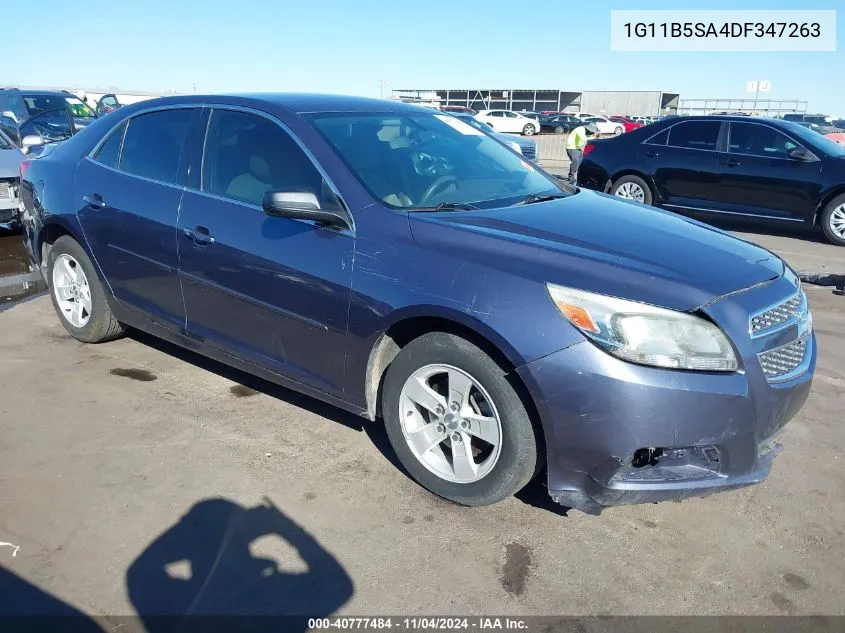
[546,283,738,371]
[507,141,523,154]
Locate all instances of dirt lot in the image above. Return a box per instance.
[0,229,844,623]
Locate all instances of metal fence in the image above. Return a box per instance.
[677,98,808,117]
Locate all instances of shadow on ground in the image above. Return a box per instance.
[1,498,353,633]
[127,497,353,632]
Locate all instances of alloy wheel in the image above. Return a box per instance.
[398,364,503,484]
[52,254,92,328]
[830,204,845,239]
[615,182,646,203]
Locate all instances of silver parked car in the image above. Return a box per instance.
[0,128,25,230]
[449,113,537,162]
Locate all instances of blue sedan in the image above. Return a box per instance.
[20,94,814,514]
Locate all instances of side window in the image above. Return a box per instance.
[93,121,126,168]
[645,127,669,145]
[202,109,330,207]
[667,121,720,151]
[504,112,518,118]
[119,109,192,184]
[728,123,797,159]
[489,111,503,118]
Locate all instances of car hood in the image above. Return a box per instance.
[0,148,24,177]
[409,190,783,312]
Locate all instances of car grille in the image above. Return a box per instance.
[0,182,11,200]
[758,333,810,380]
[750,291,804,336]
[520,145,536,160]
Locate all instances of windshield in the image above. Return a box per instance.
[23,95,97,119]
[308,112,560,209]
[782,120,845,157]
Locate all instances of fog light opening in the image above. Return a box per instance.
[631,447,664,468]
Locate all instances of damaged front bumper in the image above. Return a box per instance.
[516,334,814,515]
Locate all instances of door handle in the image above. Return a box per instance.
[645,150,659,158]
[83,193,106,209]
[183,225,215,246]
[720,159,741,167]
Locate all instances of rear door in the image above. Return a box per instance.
[715,121,822,222]
[501,111,522,133]
[75,107,196,330]
[644,120,723,209]
[177,107,353,396]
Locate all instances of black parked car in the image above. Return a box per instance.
[577,116,845,246]
[542,114,581,134]
[0,88,99,151]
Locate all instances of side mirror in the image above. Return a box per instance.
[788,147,814,161]
[262,190,350,229]
[21,135,44,154]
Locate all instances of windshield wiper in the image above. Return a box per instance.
[408,202,480,212]
[514,193,568,206]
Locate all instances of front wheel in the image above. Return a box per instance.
[821,194,845,246]
[381,332,540,506]
[554,125,565,134]
[522,124,536,136]
[610,175,653,205]
[48,236,126,343]
[614,126,624,136]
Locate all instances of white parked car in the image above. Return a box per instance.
[582,115,625,136]
[474,110,540,135]
[573,112,600,120]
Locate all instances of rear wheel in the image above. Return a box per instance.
[381,332,540,506]
[522,124,536,136]
[611,175,653,205]
[821,194,845,246]
[614,126,624,136]
[48,236,126,343]
[554,125,565,134]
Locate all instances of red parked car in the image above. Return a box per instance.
[608,116,643,133]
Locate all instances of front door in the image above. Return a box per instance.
[646,119,723,209]
[75,108,195,330]
[177,108,353,396]
[715,121,823,222]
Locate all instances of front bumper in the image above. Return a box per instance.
[518,328,815,515]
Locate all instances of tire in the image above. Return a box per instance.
[522,124,536,136]
[614,126,624,136]
[381,332,540,506]
[47,235,126,343]
[610,174,653,205]
[820,194,845,246]
[554,126,565,134]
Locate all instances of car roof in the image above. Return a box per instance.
[114,93,431,116]
[2,88,72,97]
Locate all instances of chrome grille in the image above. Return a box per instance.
[758,334,809,380]
[0,182,10,200]
[751,292,803,335]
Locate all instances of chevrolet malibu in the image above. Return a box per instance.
[20,94,815,514]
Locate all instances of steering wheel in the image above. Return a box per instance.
[419,176,458,206]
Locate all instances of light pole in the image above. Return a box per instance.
[379,79,388,99]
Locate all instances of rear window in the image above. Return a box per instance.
[93,122,126,168]
[667,121,720,151]
[119,109,192,184]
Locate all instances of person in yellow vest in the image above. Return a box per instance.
[565,122,598,183]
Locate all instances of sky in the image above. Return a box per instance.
[8,0,845,114]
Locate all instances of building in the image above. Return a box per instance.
[392,89,680,116]
[677,98,808,117]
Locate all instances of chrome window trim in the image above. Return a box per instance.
[83,101,354,233]
[81,158,186,192]
[725,120,818,162]
[643,119,722,152]
[198,104,354,232]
